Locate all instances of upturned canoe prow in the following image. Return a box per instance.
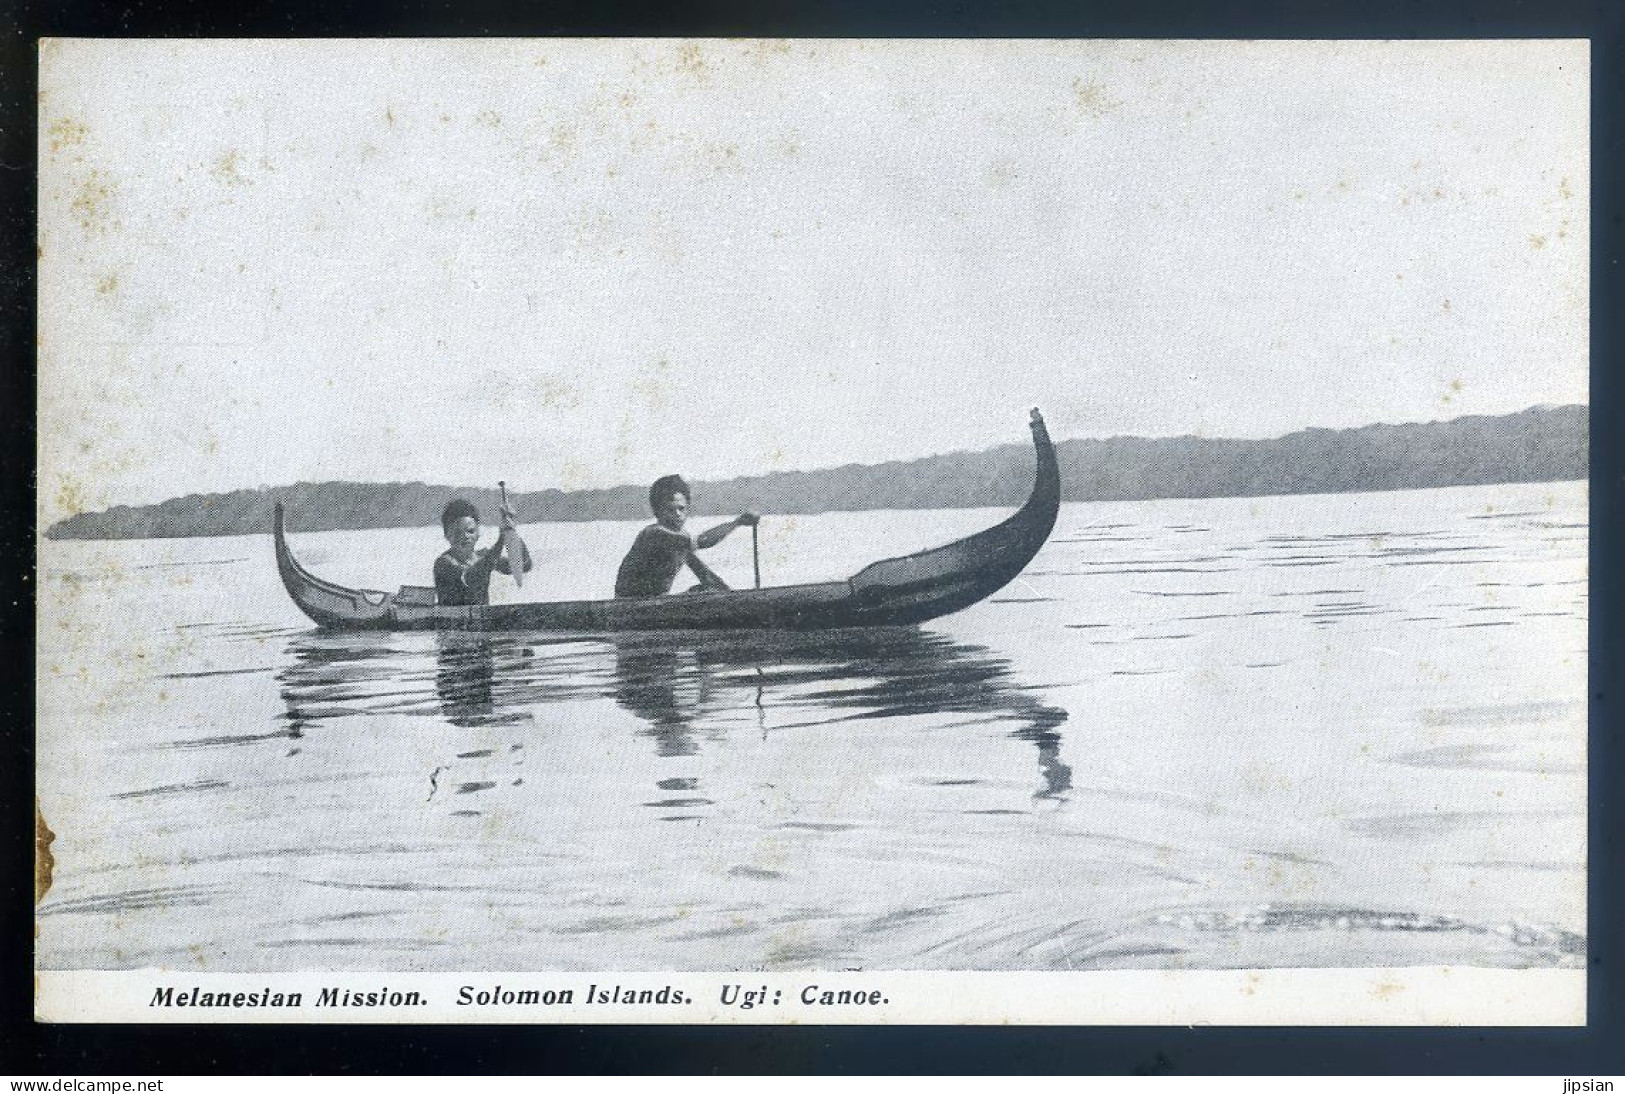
[846,407,1059,625]
[273,502,399,628]
[272,410,1061,632]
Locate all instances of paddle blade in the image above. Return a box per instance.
[501,527,525,587]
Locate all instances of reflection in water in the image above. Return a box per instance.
[611,643,709,758]
[432,634,537,728]
[275,632,409,749]
[1015,715,1072,802]
[436,635,495,726]
[41,486,1588,975]
[278,625,1071,809]
[606,628,1072,802]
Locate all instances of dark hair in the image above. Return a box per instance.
[441,498,480,534]
[648,474,690,513]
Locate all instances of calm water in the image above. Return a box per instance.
[36,482,1587,972]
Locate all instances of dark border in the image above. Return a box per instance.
[4,0,1620,1076]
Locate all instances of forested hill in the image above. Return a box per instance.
[47,404,1588,540]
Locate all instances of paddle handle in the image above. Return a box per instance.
[752,522,761,589]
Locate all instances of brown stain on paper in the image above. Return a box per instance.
[212,149,251,186]
[742,39,793,65]
[55,476,89,520]
[1072,77,1121,119]
[676,43,713,84]
[35,801,55,905]
[1369,976,1405,1002]
[70,170,116,234]
[47,117,88,154]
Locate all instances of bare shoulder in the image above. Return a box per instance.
[640,523,692,545]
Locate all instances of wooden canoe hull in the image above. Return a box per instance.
[274,410,1060,632]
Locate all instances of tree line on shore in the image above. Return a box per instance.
[46,404,1588,540]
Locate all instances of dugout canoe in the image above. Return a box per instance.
[273,409,1059,632]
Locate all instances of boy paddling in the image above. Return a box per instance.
[434,498,534,607]
[615,474,757,598]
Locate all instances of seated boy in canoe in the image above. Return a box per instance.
[614,475,757,598]
[434,498,533,607]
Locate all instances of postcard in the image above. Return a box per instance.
[35,38,1587,1024]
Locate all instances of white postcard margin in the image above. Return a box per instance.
[36,968,1584,1025]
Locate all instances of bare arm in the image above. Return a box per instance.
[694,511,759,550]
[686,552,730,590]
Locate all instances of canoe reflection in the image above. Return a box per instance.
[432,634,539,727]
[608,628,1071,801]
[278,625,1070,804]
[436,635,496,725]
[611,642,714,758]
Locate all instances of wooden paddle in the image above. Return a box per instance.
[498,481,525,588]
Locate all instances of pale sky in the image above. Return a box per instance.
[38,39,1588,526]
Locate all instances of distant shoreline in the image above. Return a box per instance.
[44,477,1589,546]
[46,405,1588,541]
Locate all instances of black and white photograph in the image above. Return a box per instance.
[32,37,1588,1025]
